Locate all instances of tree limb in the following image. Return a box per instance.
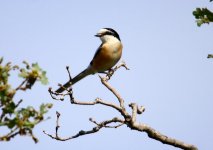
[45,62,198,150]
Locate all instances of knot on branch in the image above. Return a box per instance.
[129,103,145,114]
[79,130,86,135]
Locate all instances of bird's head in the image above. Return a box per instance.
[95,28,121,43]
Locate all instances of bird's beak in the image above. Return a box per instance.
[94,33,102,37]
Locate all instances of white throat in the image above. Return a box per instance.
[100,35,120,43]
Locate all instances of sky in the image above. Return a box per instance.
[1,0,213,150]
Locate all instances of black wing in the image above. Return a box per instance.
[90,43,103,65]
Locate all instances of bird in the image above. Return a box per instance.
[55,28,123,93]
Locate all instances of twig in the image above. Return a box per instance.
[15,79,27,91]
[15,99,23,108]
[48,87,71,101]
[89,117,124,128]
[66,66,72,81]
[43,115,124,141]
[55,111,60,138]
[104,61,129,81]
[113,61,130,71]
[0,127,19,141]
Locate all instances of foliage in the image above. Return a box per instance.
[193,1,213,26]
[0,57,52,143]
[193,1,213,58]
[207,54,213,58]
[193,8,213,26]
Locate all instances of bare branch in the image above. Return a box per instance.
[15,99,23,108]
[55,111,60,138]
[48,87,71,101]
[100,76,126,110]
[0,127,19,141]
[113,61,130,71]
[103,61,130,81]
[15,79,27,91]
[129,103,138,123]
[46,63,198,150]
[66,66,72,81]
[128,103,198,150]
[131,122,197,150]
[89,117,124,128]
[43,112,125,141]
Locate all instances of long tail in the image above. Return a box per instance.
[55,68,92,93]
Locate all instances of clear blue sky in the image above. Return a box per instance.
[1,1,213,150]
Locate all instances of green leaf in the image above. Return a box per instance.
[196,20,203,27]
[32,63,41,72]
[3,102,16,114]
[23,121,35,128]
[40,71,48,85]
[7,118,18,129]
[18,107,36,118]
[39,103,53,114]
[18,69,28,78]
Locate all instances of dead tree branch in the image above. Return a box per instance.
[44,62,198,150]
[43,111,124,141]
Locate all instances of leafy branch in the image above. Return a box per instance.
[192,1,213,58]
[0,57,52,143]
[193,7,213,26]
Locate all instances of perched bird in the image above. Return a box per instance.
[56,28,123,93]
